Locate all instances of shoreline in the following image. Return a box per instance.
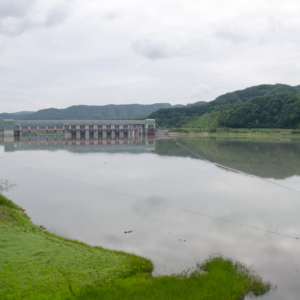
[0,193,272,299]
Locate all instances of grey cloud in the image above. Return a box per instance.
[214,25,248,44]
[103,9,121,21]
[130,35,169,60]
[0,1,70,36]
[259,15,284,44]
[0,18,34,36]
[0,0,36,19]
[44,5,70,27]
[267,15,282,33]
[192,84,211,97]
[130,35,206,60]
[168,84,211,99]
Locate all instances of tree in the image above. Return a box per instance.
[0,179,16,192]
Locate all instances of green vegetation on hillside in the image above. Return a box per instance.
[0,103,174,128]
[0,193,271,300]
[183,93,300,129]
[219,93,300,128]
[148,84,300,128]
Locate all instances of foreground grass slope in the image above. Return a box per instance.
[0,193,152,300]
[0,193,271,300]
[77,257,270,300]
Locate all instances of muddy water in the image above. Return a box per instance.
[1,136,300,299]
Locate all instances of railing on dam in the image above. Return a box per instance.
[3,119,156,137]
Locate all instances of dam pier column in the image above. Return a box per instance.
[85,130,90,140]
[111,130,115,139]
[3,120,14,137]
[94,131,98,140]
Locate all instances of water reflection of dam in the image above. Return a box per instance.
[1,135,155,153]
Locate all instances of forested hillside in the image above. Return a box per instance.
[218,93,300,128]
[0,103,173,128]
[147,84,300,128]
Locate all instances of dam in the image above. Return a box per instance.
[2,119,155,138]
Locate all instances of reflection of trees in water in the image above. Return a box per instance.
[153,138,300,180]
[0,179,16,192]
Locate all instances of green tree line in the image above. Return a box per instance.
[147,84,300,128]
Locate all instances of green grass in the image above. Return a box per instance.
[183,111,221,129]
[291,130,300,134]
[169,127,300,139]
[77,257,271,300]
[0,194,272,300]
[0,194,152,300]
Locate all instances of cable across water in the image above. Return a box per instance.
[174,139,300,194]
[0,153,299,240]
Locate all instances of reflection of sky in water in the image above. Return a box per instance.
[0,138,300,300]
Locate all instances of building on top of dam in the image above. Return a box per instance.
[3,119,155,138]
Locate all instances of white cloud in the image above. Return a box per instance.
[0,0,299,112]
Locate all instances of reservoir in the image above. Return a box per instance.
[1,136,300,299]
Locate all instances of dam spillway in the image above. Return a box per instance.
[2,119,156,138]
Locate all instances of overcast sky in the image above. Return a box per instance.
[0,0,299,112]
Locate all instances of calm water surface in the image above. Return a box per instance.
[1,136,300,299]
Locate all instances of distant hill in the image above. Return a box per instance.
[0,103,176,128]
[11,111,35,116]
[20,104,176,120]
[147,84,300,128]
[0,112,35,129]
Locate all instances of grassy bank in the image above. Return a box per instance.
[77,257,271,300]
[0,193,271,300]
[170,127,300,138]
[0,193,152,300]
